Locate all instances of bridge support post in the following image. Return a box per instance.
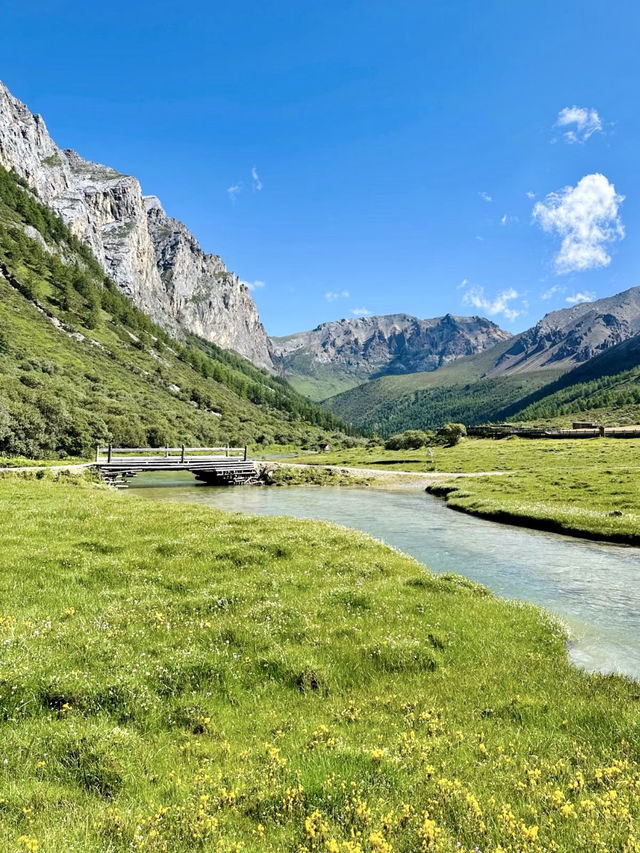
[244,445,248,461]
[181,444,186,463]
[107,443,112,463]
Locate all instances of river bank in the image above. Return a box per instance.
[427,479,640,546]
[285,438,640,544]
[0,473,639,851]
[130,472,640,680]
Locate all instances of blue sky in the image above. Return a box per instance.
[1,0,639,335]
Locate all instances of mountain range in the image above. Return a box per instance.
[271,313,511,400]
[2,78,640,445]
[0,163,346,457]
[323,287,640,433]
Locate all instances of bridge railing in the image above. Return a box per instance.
[95,445,248,463]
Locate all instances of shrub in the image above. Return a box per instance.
[384,430,434,450]
[435,422,467,447]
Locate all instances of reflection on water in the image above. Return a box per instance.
[130,473,640,680]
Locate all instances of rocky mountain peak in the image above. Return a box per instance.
[272,312,511,399]
[490,286,640,376]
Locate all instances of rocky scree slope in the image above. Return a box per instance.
[488,286,640,377]
[0,80,274,370]
[271,312,511,400]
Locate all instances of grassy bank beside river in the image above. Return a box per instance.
[288,439,640,544]
[0,472,639,851]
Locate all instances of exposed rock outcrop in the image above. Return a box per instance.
[0,80,274,370]
[272,313,511,399]
[144,197,273,368]
[488,287,640,376]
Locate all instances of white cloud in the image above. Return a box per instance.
[566,290,596,305]
[351,307,373,317]
[556,106,603,144]
[478,191,492,202]
[325,290,350,302]
[241,280,265,291]
[462,285,522,322]
[500,214,519,226]
[541,284,565,300]
[475,235,484,241]
[251,166,263,191]
[456,278,469,289]
[532,173,624,273]
[526,191,536,199]
[229,167,262,199]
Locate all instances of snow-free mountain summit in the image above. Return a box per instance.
[272,313,511,400]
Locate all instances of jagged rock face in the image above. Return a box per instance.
[273,313,511,394]
[274,313,511,373]
[489,287,640,376]
[0,80,274,370]
[144,197,273,369]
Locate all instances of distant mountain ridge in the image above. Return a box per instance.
[0,80,274,370]
[271,312,511,400]
[323,287,640,433]
[488,286,640,377]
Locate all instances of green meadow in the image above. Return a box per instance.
[0,472,638,851]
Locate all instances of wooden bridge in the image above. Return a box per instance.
[93,446,257,488]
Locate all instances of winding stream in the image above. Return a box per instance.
[130,473,640,681]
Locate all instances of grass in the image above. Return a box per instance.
[0,455,89,468]
[288,438,640,543]
[259,464,374,487]
[0,473,639,851]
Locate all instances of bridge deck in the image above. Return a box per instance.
[93,447,257,488]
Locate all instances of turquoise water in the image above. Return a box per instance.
[130,473,640,680]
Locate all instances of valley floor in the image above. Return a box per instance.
[0,471,639,851]
[288,437,640,544]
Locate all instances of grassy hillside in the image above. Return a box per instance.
[505,335,640,426]
[322,336,516,404]
[272,347,367,401]
[322,327,640,435]
[323,363,562,435]
[1,473,639,851]
[0,166,350,457]
[319,336,563,435]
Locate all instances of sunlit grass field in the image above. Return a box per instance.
[289,438,640,543]
[0,472,639,851]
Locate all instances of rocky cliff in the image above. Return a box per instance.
[144,197,273,367]
[272,313,512,399]
[0,80,274,370]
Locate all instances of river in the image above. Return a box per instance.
[130,473,640,681]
